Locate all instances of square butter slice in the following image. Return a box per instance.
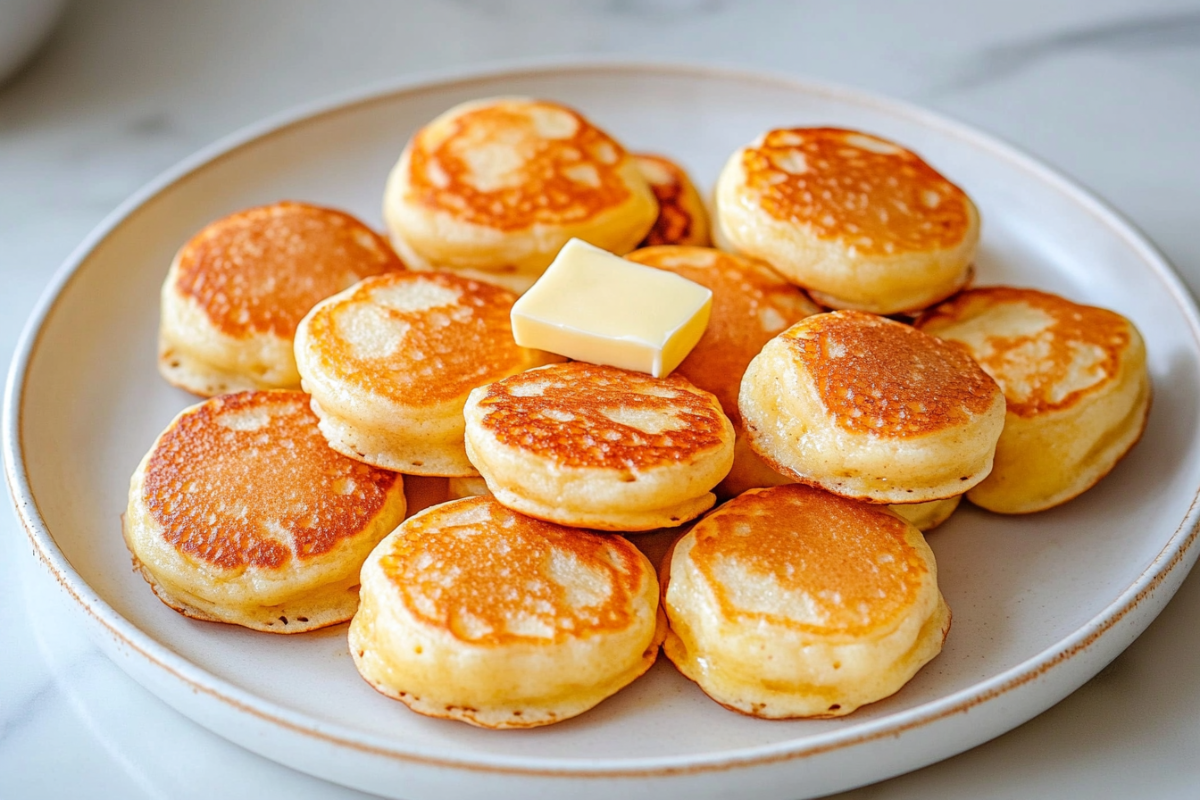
[511,239,712,378]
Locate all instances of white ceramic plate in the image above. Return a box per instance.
[7,62,1200,800]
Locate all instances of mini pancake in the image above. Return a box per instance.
[715,128,979,315]
[917,287,1150,513]
[159,202,405,396]
[625,245,821,497]
[463,362,735,531]
[383,97,659,293]
[123,390,407,633]
[890,495,962,532]
[714,446,963,531]
[294,271,558,476]
[447,475,491,500]
[662,483,950,718]
[739,310,1006,503]
[633,154,711,247]
[349,497,665,728]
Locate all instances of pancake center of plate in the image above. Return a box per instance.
[381,499,638,644]
[692,485,927,634]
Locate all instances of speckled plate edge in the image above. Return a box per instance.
[6,58,1200,793]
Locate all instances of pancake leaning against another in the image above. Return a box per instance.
[740,310,1006,504]
[159,202,405,396]
[890,495,962,532]
[715,128,979,315]
[383,97,659,293]
[624,245,821,497]
[123,391,407,633]
[633,154,712,247]
[447,475,491,500]
[917,287,1151,513]
[350,497,665,728]
[295,271,558,476]
[463,362,735,531]
[662,483,950,718]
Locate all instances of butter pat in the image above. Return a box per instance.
[511,239,712,378]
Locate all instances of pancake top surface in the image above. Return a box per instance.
[304,271,530,407]
[688,484,927,635]
[142,391,400,570]
[917,287,1135,417]
[634,154,702,247]
[380,497,645,645]
[782,310,999,438]
[476,362,729,470]
[627,246,820,423]
[406,98,636,232]
[738,127,973,256]
[173,202,404,339]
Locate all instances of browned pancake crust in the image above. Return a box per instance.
[142,390,401,570]
[742,128,973,256]
[626,246,820,424]
[916,287,1134,417]
[379,497,643,645]
[476,363,728,470]
[783,310,998,438]
[173,202,404,339]
[407,101,634,231]
[302,272,530,407]
[634,154,709,247]
[688,484,927,635]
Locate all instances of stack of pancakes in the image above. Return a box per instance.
[125,97,1151,731]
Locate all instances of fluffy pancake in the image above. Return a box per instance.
[662,484,949,718]
[917,287,1150,513]
[715,128,979,314]
[294,271,557,476]
[159,202,405,396]
[624,246,821,497]
[349,497,665,728]
[463,362,735,531]
[740,310,1006,503]
[383,97,658,293]
[890,495,962,532]
[633,154,711,247]
[123,391,407,632]
[447,475,491,500]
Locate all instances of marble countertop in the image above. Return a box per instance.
[3,1,1200,797]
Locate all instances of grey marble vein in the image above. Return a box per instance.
[0,675,61,744]
[449,0,729,19]
[933,9,1200,95]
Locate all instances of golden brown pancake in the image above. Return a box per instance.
[917,287,1151,512]
[463,362,735,531]
[625,245,822,496]
[715,128,978,314]
[662,483,949,718]
[383,98,658,292]
[349,497,665,728]
[294,271,559,475]
[446,475,491,500]
[123,390,407,632]
[890,495,962,531]
[633,154,711,247]
[740,310,1006,503]
[159,202,405,396]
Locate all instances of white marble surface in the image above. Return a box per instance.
[2,1,1200,797]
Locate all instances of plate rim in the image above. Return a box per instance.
[7,56,1200,778]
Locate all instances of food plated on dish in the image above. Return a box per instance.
[123,95,1150,731]
[12,65,1197,800]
